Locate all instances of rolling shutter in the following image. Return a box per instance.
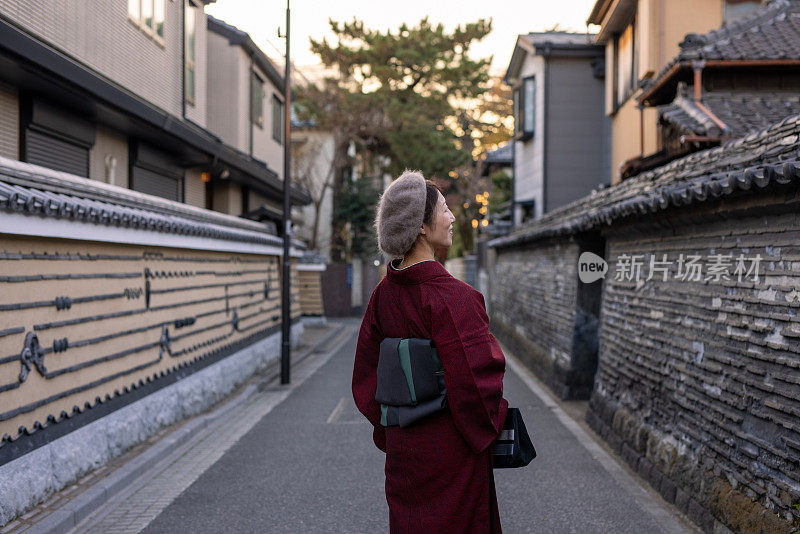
[25,129,90,177]
[23,99,95,178]
[131,165,183,202]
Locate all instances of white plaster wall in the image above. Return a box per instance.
[514,54,546,222]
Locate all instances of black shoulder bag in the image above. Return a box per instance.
[492,407,536,468]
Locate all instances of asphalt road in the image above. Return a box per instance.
[140,324,691,534]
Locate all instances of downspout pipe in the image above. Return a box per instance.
[542,42,551,216]
[249,56,254,157]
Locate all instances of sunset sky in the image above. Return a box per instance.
[206,0,599,76]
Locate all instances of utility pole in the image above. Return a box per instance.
[280,0,292,384]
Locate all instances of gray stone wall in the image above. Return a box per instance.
[587,194,800,533]
[490,238,580,397]
[492,188,800,532]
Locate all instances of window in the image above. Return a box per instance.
[272,95,284,144]
[724,0,760,23]
[613,17,637,108]
[522,77,535,135]
[251,72,265,129]
[128,0,165,42]
[184,3,196,105]
[513,76,535,140]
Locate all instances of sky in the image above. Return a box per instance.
[206,0,600,77]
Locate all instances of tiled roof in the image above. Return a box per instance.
[647,0,800,89]
[489,113,800,248]
[676,0,800,62]
[525,32,596,47]
[484,143,513,164]
[0,157,293,247]
[659,84,800,137]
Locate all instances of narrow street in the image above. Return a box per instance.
[63,320,697,534]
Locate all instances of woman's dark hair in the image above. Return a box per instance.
[402,180,443,257]
[422,180,443,229]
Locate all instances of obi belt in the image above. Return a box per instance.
[375,338,447,428]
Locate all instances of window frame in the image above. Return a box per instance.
[522,76,536,138]
[513,76,535,141]
[272,94,284,144]
[128,0,166,46]
[184,1,197,106]
[251,71,265,130]
[612,15,638,111]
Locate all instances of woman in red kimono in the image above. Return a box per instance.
[352,170,509,533]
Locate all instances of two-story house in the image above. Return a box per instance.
[0,0,308,231]
[586,0,765,184]
[205,15,290,227]
[504,32,608,224]
[633,0,800,175]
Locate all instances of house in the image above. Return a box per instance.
[631,0,800,176]
[206,15,296,227]
[504,32,609,225]
[586,0,766,184]
[478,142,513,236]
[290,111,337,262]
[0,1,309,230]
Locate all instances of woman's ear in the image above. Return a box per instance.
[419,224,427,235]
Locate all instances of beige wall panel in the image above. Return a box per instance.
[0,82,18,160]
[0,235,293,440]
[252,72,284,180]
[89,126,129,187]
[610,99,640,184]
[0,0,185,116]
[184,169,206,208]
[206,31,242,149]
[662,0,723,69]
[211,181,243,215]
[297,269,323,316]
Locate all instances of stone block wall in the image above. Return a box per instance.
[586,193,800,533]
[490,238,584,398]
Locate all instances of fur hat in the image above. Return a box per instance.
[375,170,427,258]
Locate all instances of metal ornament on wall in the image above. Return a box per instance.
[19,332,47,382]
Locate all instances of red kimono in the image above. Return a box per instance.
[352,258,509,533]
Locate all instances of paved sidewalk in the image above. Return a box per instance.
[62,318,699,534]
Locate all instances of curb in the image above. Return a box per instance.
[30,321,346,534]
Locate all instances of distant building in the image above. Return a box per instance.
[479,142,513,236]
[290,113,337,262]
[586,0,766,184]
[632,0,800,176]
[505,32,608,224]
[0,1,309,232]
